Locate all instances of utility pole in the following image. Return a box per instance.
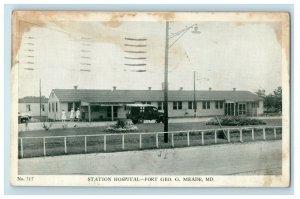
[164,21,169,143]
[193,71,197,117]
[39,78,42,119]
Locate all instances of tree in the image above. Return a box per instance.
[263,87,282,113]
[273,86,282,112]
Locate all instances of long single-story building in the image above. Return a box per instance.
[47,87,264,121]
[19,96,49,117]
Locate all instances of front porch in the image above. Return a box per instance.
[80,102,127,122]
[224,101,259,116]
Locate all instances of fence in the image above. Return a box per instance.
[18,126,282,158]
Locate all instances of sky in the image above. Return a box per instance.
[17,19,282,98]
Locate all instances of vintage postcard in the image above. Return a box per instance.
[11,11,290,187]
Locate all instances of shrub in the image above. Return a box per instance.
[105,119,138,133]
[206,116,266,126]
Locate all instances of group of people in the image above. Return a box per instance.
[61,108,81,128]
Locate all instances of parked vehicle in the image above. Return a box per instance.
[126,104,164,124]
[18,112,31,124]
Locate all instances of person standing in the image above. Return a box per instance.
[76,108,81,122]
[74,108,81,128]
[70,108,75,122]
[61,109,66,128]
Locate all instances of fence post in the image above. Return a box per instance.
[171,133,174,147]
[227,129,230,143]
[122,134,125,150]
[263,128,266,140]
[64,137,67,154]
[201,131,204,145]
[274,128,277,139]
[84,136,87,153]
[214,130,217,144]
[20,138,24,158]
[187,132,190,146]
[139,134,142,149]
[43,137,46,157]
[104,135,107,152]
[156,133,159,148]
[252,128,255,141]
[240,129,243,142]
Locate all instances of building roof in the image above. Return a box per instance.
[19,96,48,103]
[52,89,262,103]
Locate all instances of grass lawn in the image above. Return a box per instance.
[18,119,282,158]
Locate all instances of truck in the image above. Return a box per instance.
[125,104,165,124]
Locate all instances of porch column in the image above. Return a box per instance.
[237,103,239,116]
[233,103,236,116]
[111,105,114,121]
[88,104,91,123]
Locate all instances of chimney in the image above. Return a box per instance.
[209,87,212,91]
[113,86,117,91]
[74,86,78,90]
[233,88,236,91]
[179,87,183,91]
[148,87,151,91]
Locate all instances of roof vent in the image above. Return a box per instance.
[113,86,117,91]
[233,88,236,91]
[148,87,151,91]
[209,87,212,91]
[179,87,183,90]
[74,86,78,90]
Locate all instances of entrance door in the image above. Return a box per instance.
[238,103,246,116]
[225,103,235,116]
[107,106,118,119]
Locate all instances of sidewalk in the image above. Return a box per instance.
[18,116,282,132]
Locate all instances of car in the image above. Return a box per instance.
[18,112,32,124]
[126,104,165,124]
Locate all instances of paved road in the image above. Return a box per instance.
[19,140,282,175]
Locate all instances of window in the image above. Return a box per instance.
[173,101,182,110]
[173,102,177,110]
[92,106,100,112]
[49,103,51,112]
[75,102,80,110]
[107,106,118,118]
[42,104,45,111]
[26,104,31,112]
[257,101,259,108]
[158,102,163,110]
[178,101,182,110]
[68,102,73,111]
[202,101,211,109]
[56,102,58,112]
[188,101,195,109]
[215,101,223,109]
[142,101,151,104]
[52,103,54,112]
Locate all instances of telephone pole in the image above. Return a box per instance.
[163,21,169,143]
[193,71,197,117]
[39,78,42,119]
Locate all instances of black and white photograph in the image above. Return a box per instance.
[10,11,290,187]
